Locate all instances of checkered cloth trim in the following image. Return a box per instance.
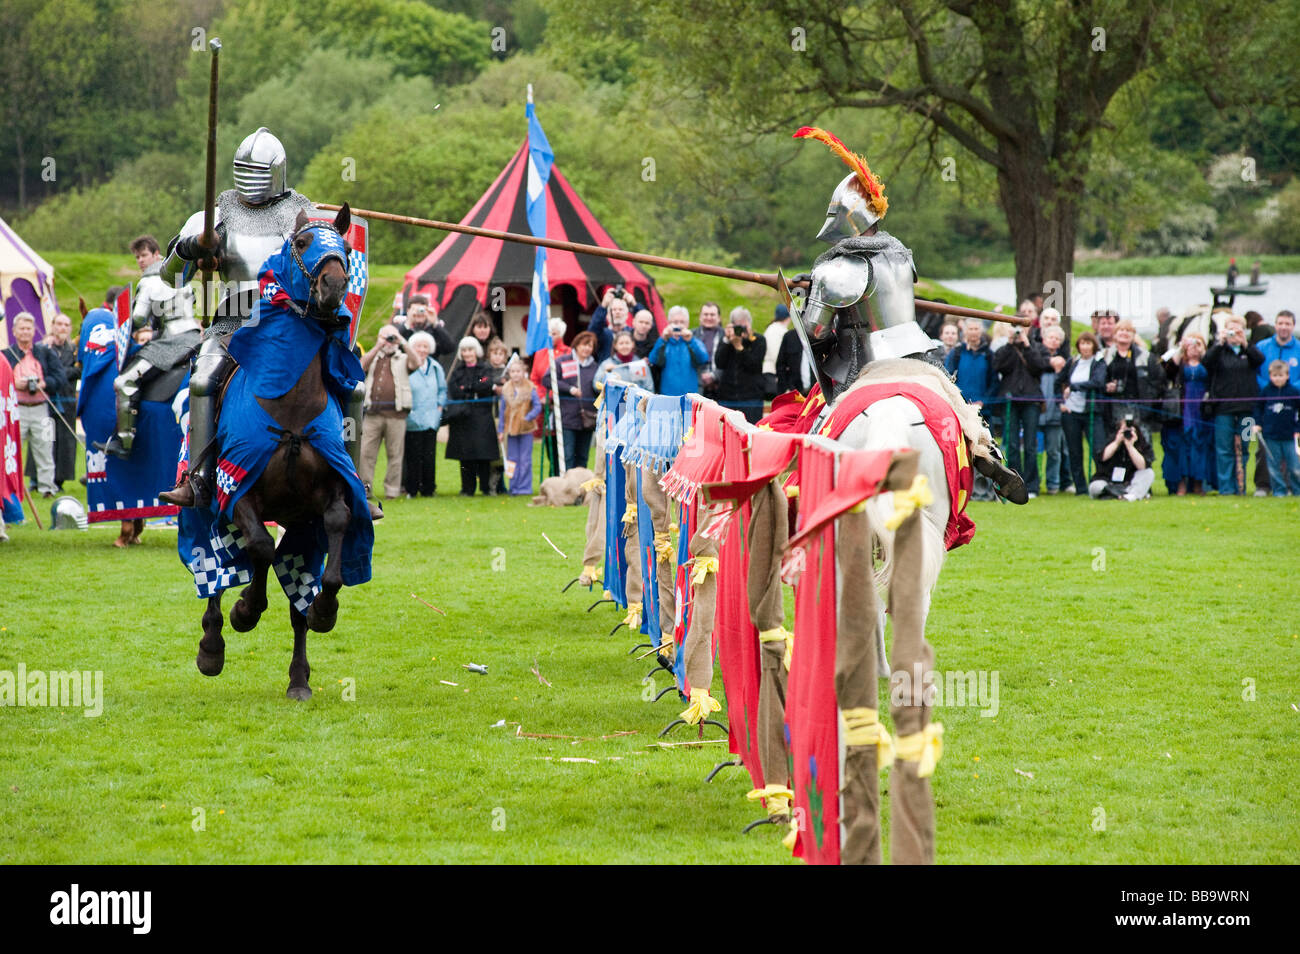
[273,551,320,615]
[189,545,251,598]
[347,250,367,296]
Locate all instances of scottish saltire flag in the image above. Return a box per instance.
[523,86,554,357]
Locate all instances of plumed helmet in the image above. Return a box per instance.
[232,127,288,204]
[50,495,88,531]
[793,127,889,243]
[817,172,883,242]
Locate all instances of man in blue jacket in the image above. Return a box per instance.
[944,319,995,408]
[647,305,708,397]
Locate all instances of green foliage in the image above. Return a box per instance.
[1258,179,1300,253]
[12,179,188,257]
[232,49,438,173]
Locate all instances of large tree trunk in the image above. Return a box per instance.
[996,143,1080,312]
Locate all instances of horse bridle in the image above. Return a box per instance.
[285,222,349,324]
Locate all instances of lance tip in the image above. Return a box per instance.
[209,37,221,52]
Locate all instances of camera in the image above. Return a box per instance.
[730,323,747,337]
[26,376,39,393]
[385,333,399,343]
[613,285,626,300]
[1123,413,1134,424]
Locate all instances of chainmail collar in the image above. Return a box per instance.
[217,188,312,236]
[813,230,911,268]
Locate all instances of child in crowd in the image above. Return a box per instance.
[486,338,511,494]
[499,360,541,496]
[1254,359,1300,495]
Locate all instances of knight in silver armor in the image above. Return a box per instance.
[156,128,372,514]
[792,127,1027,503]
[98,235,202,458]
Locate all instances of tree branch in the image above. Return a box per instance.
[898,0,1020,142]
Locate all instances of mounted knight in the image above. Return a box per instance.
[786,126,1028,505]
[154,127,376,518]
[96,235,202,459]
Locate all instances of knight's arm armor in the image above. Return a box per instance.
[132,266,200,337]
[800,240,935,362]
[160,189,313,317]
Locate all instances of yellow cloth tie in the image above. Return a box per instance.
[621,508,637,528]
[578,563,603,585]
[746,784,794,817]
[579,477,605,495]
[782,816,799,851]
[690,555,719,586]
[884,474,934,531]
[622,602,642,629]
[893,723,945,778]
[655,638,675,663]
[653,531,674,564]
[758,626,788,644]
[785,484,799,498]
[679,686,721,725]
[841,707,895,769]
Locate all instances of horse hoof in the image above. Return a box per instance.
[196,650,225,676]
[305,602,337,633]
[286,686,312,702]
[229,599,260,633]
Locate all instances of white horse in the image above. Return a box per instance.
[827,357,989,672]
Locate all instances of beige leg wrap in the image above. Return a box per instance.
[581,484,605,575]
[836,505,883,865]
[886,499,938,866]
[749,482,791,792]
[683,525,720,691]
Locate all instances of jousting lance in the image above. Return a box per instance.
[199,38,222,318]
[316,203,1031,327]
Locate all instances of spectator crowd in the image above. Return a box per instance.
[5,281,1297,541]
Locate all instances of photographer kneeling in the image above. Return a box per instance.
[1088,414,1155,501]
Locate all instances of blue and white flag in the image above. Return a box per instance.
[524,87,554,357]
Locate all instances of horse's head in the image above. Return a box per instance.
[284,203,353,321]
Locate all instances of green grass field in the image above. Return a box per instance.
[1,438,1297,864]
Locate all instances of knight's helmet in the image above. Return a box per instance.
[232,127,288,205]
[794,127,889,243]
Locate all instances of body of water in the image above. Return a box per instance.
[936,273,1300,338]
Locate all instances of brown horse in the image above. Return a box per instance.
[195,205,357,700]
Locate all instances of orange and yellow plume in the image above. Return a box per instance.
[793,126,888,219]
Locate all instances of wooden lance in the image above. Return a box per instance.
[316,203,1031,327]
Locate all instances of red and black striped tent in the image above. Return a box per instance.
[403,140,665,352]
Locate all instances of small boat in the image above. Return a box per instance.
[1210,281,1268,308]
[1209,282,1269,296]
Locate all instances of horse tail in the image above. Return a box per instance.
[863,494,946,599]
[840,394,948,601]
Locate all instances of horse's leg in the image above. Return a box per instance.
[886,504,938,865]
[228,496,274,632]
[286,604,311,701]
[305,487,350,633]
[196,593,226,676]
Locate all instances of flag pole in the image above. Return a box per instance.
[526,83,565,476]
